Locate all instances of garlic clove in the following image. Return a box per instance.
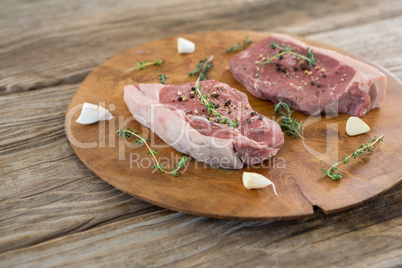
[346,116,370,136]
[177,37,195,54]
[76,102,113,125]
[242,172,277,195]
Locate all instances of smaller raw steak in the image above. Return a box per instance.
[124,80,284,169]
[229,33,387,117]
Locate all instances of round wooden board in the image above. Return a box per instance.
[65,31,402,220]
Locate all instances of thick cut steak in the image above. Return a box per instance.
[229,33,387,117]
[124,80,284,169]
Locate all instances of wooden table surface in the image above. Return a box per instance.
[1,0,401,267]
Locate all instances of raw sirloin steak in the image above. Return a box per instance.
[124,80,284,169]
[229,33,387,117]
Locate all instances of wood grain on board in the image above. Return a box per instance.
[1,0,402,267]
[66,31,401,220]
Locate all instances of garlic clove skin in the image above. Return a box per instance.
[76,102,113,125]
[242,172,277,195]
[346,116,370,136]
[177,37,195,54]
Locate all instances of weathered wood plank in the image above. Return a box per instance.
[0,84,400,267]
[305,15,402,79]
[0,184,400,267]
[0,85,161,253]
[1,0,402,266]
[1,0,401,95]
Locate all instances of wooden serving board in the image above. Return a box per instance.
[65,31,402,220]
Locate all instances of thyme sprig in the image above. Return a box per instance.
[189,56,213,81]
[124,59,164,73]
[227,36,252,52]
[322,135,384,181]
[273,97,304,139]
[194,82,239,128]
[260,41,317,67]
[190,55,239,128]
[159,74,168,84]
[117,126,189,176]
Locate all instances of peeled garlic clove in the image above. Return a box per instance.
[76,102,113,125]
[177,37,195,54]
[242,172,277,195]
[346,116,370,136]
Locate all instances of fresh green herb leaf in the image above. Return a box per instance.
[190,56,239,129]
[178,156,189,168]
[159,74,168,85]
[262,41,317,67]
[134,137,147,145]
[148,149,158,155]
[124,59,164,73]
[323,135,384,181]
[189,56,213,81]
[117,126,189,176]
[227,36,252,52]
[273,97,304,139]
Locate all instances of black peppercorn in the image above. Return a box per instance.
[293,66,298,71]
[317,82,321,88]
[323,74,326,78]
[190,93,195,98]
[278,55,283,60]
[251,112,255,116]
[191,87,196,91]
[228,111,232,114]
[258,115,263,120]
[276,66,281,71]
[224,99,231,106]
[178,96,183,101]
[301,64,309,71]
[246,118,251,124]
[311,81,315,86]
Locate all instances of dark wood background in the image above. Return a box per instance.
[1,0,401,267]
